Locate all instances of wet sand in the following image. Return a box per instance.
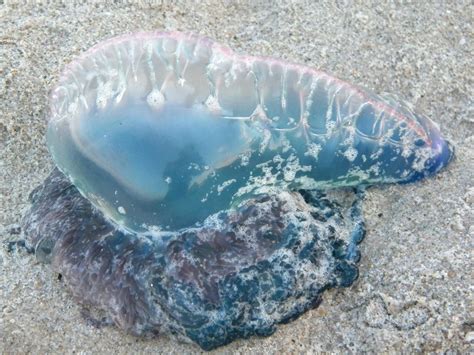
[1,2,473,353]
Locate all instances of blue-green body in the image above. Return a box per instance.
[47,32,452,232]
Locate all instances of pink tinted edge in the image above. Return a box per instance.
[49,31,430,144]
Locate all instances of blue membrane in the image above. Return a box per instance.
[48,98,452,232]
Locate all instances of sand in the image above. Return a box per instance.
[1,1,473,353]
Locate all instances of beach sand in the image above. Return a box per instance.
[1,1,473,353]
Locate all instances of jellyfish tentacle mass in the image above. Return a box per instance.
[22,32,453,350]
[24,168,365,350]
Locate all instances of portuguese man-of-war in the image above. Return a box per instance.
[21,32,453,350]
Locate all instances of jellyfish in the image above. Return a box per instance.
[21,32,453,350]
